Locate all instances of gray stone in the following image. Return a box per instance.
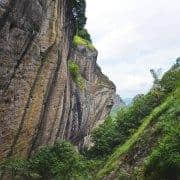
[0,0,115,159]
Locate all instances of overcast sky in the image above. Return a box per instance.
[86,0,180,98]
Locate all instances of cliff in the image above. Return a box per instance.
[111,94,126,113]
[0,0,115,160]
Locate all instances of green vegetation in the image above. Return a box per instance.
[95,61,180,179]
[77,28,92,42]
[1,61,179,180]
[70,0,92,42]
[97,91,176,179]
[0,158,29,179]
[143,88,180,180]
[86,61,180,160]
[29,141,87,179]
[68,61,85,90]
[70,0,94,51]
[73,35,95,50]
[0,141,89,180]
[87,87,166,158]
[70,0,86,31]
[159,62,180,93]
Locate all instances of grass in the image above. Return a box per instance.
[96,91,176,179]
[73,36,96,51]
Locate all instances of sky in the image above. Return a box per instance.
[86,0,180,98]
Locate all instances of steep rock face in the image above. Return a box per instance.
[0,0,115,159]
[112,94,126,111]
[69,46,115,147]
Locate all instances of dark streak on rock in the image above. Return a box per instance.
[28,48,63,156]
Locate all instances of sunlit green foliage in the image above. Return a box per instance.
[77,29,92,42]
[87,116,118,158]
[68,61,85,90]
[97,93,176,179]
[160,63,180,93]
[0,141,89,180]
[29,141,87,179]
[95,62,180,179]
[143,88,180,180]
[73,35,95,50]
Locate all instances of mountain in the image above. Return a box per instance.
[123,97,133,106]
[0,1,179,180]
[0,0,115,160]
[111,94,126,113]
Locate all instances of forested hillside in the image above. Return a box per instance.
[0,0,179,179]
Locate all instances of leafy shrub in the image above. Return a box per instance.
[29,141,87,179]
[87,116,119,158]
[68,61,85,90]
[0,141,89,179]
[77,28,92,42]
[70,0,93,43]
[68,61,80,80]
[73,35,95,50]
[0,158,29,179]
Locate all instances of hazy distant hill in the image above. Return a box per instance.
[112,94,126,113]
[123,97,133,106]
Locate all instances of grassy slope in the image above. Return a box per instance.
[96,86,180,179]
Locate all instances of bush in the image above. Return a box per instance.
[70,0,92,45]
[68,61,80,80]
[68,61,85,90]
[0,158,29,179]
[73,35,95,50]
[87,116,119,158]
[0,141,89,179]
[77,29,92,42]
[30,141,87,179]
[70,0,87,31]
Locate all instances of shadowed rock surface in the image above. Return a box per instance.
[0,0,115,159]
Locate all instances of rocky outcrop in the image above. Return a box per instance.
[112,94,126,111]
[0,0,115,160]
[69,45,115,147]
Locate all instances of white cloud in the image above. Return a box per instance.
[86,0,180,98]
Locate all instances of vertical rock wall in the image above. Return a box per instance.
[0,0,115,160]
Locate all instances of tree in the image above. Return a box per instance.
[71,0,87,31]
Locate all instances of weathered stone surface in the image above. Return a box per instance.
[69,46,115,147]
[112,94,126,111]
[0,0,115,160]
